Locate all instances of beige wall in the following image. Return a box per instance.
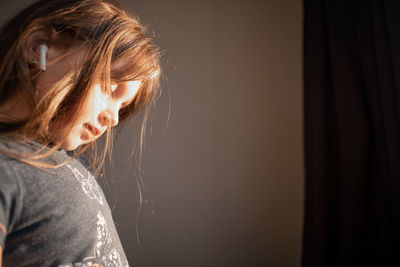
[0,0,304,266]
[112,0,304,266]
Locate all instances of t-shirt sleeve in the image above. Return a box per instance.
[0,163,22,247]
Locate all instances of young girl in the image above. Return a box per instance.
[0,0,160,266]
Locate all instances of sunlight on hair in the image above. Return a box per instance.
[150,69,159,79]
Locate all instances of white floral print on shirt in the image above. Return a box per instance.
[66,164,104,205]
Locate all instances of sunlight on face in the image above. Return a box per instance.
[33,44,143,151]
[58,80,142,151]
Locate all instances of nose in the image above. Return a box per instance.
[98,109,119,127]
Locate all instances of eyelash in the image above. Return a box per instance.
[111,84,118,92]
[109,83,136,110]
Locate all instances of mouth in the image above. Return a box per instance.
[82,122,101,139]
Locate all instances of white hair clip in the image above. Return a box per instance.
[39,44,48,71]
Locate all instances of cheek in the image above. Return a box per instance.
[93,85,108,109]
[36,63,74,100]
[35,72,60,100]
[77,85,106,122]
[81,98,97,121]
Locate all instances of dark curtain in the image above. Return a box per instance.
[303,0,400,266]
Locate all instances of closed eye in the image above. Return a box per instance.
[111,84,118,92]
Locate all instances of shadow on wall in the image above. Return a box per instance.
[109,0,304,266]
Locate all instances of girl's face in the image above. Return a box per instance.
[55,81,141,151]
[36,45,141,151]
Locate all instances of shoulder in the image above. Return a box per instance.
[0,140,23,183]
[0,137,76,167]
[0,138,80,191]
[0,138,40,176]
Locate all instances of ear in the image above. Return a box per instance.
[24,29,54,65]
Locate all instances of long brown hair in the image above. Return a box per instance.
[0,0,161,170]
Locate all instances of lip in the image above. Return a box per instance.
[83,122,101,139]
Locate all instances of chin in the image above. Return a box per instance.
[61,143,79,151]
[60,138,82,151]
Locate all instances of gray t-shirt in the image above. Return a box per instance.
[0,139,129,267]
